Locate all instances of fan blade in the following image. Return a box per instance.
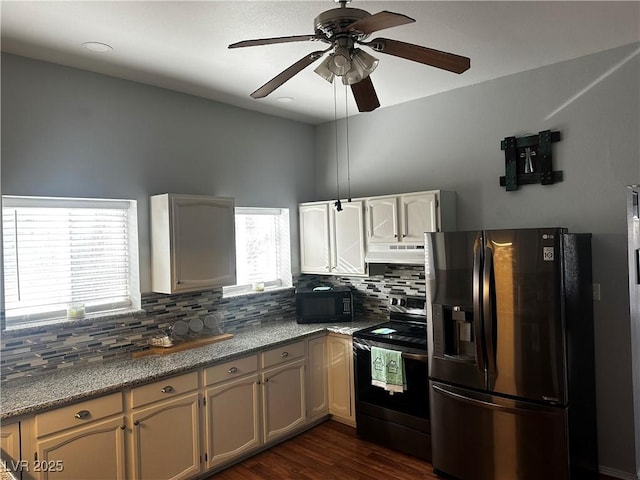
[350,76,380,112]
[250,50,328,99]
[367,38,470,74]
[229,34,326,49]
[348,11,415,35]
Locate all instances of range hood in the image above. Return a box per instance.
[365,243,425,265]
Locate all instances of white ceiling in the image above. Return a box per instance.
[1,1,639,125]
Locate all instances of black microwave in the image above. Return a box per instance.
[296,286,354,324]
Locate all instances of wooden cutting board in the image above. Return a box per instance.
[132,333,234,358]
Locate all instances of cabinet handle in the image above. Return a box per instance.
[161,386,174,393]
[120,425,126,430]
[257,380,261,385]
[134,420,140,426]
[74,410,90,420]
[264,378,269,383]
[281,351,289,358]
[228,367,238,374]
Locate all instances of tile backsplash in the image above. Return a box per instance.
[0,265,424,381]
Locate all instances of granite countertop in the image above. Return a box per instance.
[0,319,379,420]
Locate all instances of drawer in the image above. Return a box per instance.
[130,370,198,409]
[262,340,305,368]
[35,392,122,437]
[204,354,258,386]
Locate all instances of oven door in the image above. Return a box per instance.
[353,336,430,430]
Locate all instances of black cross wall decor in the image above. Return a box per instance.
[499,130,562,191]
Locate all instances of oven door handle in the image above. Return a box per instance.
[402,352,428,363]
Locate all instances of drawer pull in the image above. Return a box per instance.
[281,352,289,358]
[134,420,140,426]
[228,367,238,374]
[74,410,91,420]
[161,386,174,393]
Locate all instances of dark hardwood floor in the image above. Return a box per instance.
[208,419,616,480]
[208,420,438,479]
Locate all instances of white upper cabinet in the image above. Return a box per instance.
[366,196,398,243]
[399,192,438,242]
[299,201,366,276]
[330,200,366,275]
[300,190,455,269]
[366,192,438,244]
[364,190,456,264]
[151,194,236,294]
[299,203,331,274]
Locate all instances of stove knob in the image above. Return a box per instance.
[399,298,406,307]
[390,297,398,305]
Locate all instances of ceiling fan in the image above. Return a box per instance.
[229,0,470,113]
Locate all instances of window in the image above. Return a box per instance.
[2,196,140,329]
[224,207,291,296]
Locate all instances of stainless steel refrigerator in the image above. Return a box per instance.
[425,228,598,480]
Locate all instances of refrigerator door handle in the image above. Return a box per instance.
[483,246,497,378]
[432,384,558,417]
[472,242,485,374]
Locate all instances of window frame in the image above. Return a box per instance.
[223,206,292,297]
[1,195,141,330]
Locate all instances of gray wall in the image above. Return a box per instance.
[0,53,316,292]
[316,43,640,477]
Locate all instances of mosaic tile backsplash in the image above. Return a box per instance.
[0,265,425,381]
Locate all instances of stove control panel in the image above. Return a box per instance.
[388,294,426,317]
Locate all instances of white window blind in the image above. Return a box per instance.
[224,207,291,295]
[2,196,137,327]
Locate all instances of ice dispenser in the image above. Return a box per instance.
[433,304,476,363]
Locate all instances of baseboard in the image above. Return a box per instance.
[599,465,639,480]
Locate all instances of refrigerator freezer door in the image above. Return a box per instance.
[428,231,486,390]
[484,228,567,403]
[430,381,569,480]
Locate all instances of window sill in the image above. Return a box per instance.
[222,285,294,299]
[2,308,147,335]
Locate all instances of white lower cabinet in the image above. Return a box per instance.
[306,336,329,421]
[203,356,261,469]
[31,393,125,480]
[1,421,22,477]
[260,341,306,443]
[129,372,201,480]
[327,334,356,426]
[261,358,306,443]
[35,417,126,480]
[18,334,354,479]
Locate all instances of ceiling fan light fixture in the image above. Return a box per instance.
[341,49,379,85]
[328,47,352,76]
[314,56,335,83]
[353,48,378,72]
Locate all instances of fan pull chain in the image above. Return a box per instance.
[333,79,342,211]
[344,85,351,203]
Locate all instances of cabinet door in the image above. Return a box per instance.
[299,204,330,274]
[131,393,200,480]
[306,336,329,420]
[0,421,21,468]
[327,335,355,425]
[400,192,438,242]
[171,196,236,291]
[35,417,126,480]
[205,374,261,469]
[331,201,366,275]
[262,359,306,443]
[366,196,398,243]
